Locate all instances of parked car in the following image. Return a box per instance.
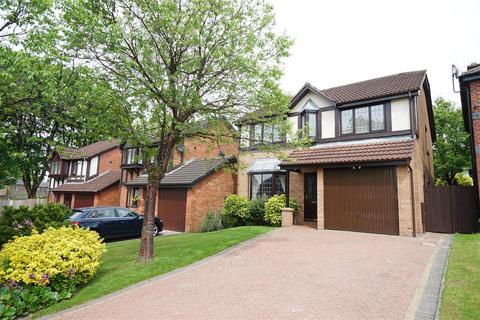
[69,206,163,239]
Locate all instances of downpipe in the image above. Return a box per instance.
[408,162,416,237]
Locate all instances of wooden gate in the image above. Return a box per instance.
[424,186,478,233]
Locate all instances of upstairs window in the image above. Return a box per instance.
[300,111,318,138]
[50,161,61,175]
[241,123,284,147]
[124,148,143,165]
[340,104,385,135]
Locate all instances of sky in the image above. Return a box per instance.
[269,0,480,105]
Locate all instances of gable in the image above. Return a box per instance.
[290,92,335,113]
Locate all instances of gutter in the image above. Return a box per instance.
[408,161,417,237]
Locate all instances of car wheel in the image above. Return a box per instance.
[153,224,160,237]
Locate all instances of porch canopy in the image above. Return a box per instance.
[247,157,285,174]
[279,136,415,206]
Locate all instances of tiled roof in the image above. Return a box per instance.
[318,70,426,105]
[281,137,415,166]
[51,171,121,192]
[58,140,119,160]
[460,64,480,78]
[124,157,234,187]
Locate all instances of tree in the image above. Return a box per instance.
[60,0,292,261]
[0,47,127,198]
[0,139,20,189]
[0,0,53,44]
[433,97,471,185]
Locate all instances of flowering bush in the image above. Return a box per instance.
[264,194,299,227]
[0,227,105,293]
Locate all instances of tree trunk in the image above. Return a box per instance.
[138,183,158,262]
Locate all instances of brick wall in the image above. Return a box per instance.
[397,166,414,236]
[469,80,480,195]
[316,168,324,230]
[184,169,236,232]
[172,137,239,167]
[94,183,120,207]
[98,148,122,174]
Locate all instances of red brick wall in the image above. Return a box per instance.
[172,137,239,167]
[94,183,120,207]
[184,169,236,232]
[470,80,480,195]
[98,148,122,174]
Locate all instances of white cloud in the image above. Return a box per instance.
[270,0,480,105]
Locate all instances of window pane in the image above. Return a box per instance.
[355,107,369,134]
[273,125,282,142]
[341,110,353,134]
[254,124,262,144]
[240,126,250,147]
[276,174,286,195]
[371,104,385,131]
[263,125,273,143]
[307,113,317,137]
[251,173,273,199]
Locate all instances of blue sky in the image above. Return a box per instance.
[270,0,480,105]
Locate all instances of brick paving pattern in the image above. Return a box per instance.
[49,227,448,320]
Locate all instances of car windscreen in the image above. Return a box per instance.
[70,210,85,219]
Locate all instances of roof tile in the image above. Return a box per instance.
[281,138,415,166]
[51,171,120,192]
[58,140,119,160]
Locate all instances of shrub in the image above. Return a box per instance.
[264,194,299,227]
[247,198,266,225]
[223,195,251,226]
[0,227,106,293]
[201,209,227,232]
[0,204,70,247]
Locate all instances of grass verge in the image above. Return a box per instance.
[34,226,273,318]
[440,233,480,319]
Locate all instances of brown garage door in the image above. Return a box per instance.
[74,193,94,208]
[324,167,399,235]
[158,188,187,232]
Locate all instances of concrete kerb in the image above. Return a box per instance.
[41,228,281,320]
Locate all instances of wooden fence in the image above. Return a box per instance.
[424,185,478,233]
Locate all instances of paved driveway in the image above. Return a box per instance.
[48,227,450,320]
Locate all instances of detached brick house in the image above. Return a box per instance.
[459,62,480,199]
[238,70,435,236]
[48,140,122,209]
[120,138,238,232]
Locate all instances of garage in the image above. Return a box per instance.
[324,166,399,235]
[74,193,95,208]
[157,188,187,232]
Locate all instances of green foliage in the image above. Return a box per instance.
[201,210,227,233]
[0,227,105,319]
[223,195,251,227]
[248,198,267,226]
[433,97,471,185]
[0,204,70,247]
[264,194,299,227]
[0,284,66,319]
[0,141,19,189]
[0,47,127,198]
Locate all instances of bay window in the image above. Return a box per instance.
[340,104,385,135]
[250,172,286,199]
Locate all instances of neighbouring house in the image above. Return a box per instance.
[120,138,238,232]
[238,70,435,236]
[0,180,48,200]
[458,62,480,199]
[48,140,122,209]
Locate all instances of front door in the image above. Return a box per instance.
[64,193,72,209]
[304,172,317,221]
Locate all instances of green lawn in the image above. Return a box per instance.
[34,226,273,318]
[440,233,480,320]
